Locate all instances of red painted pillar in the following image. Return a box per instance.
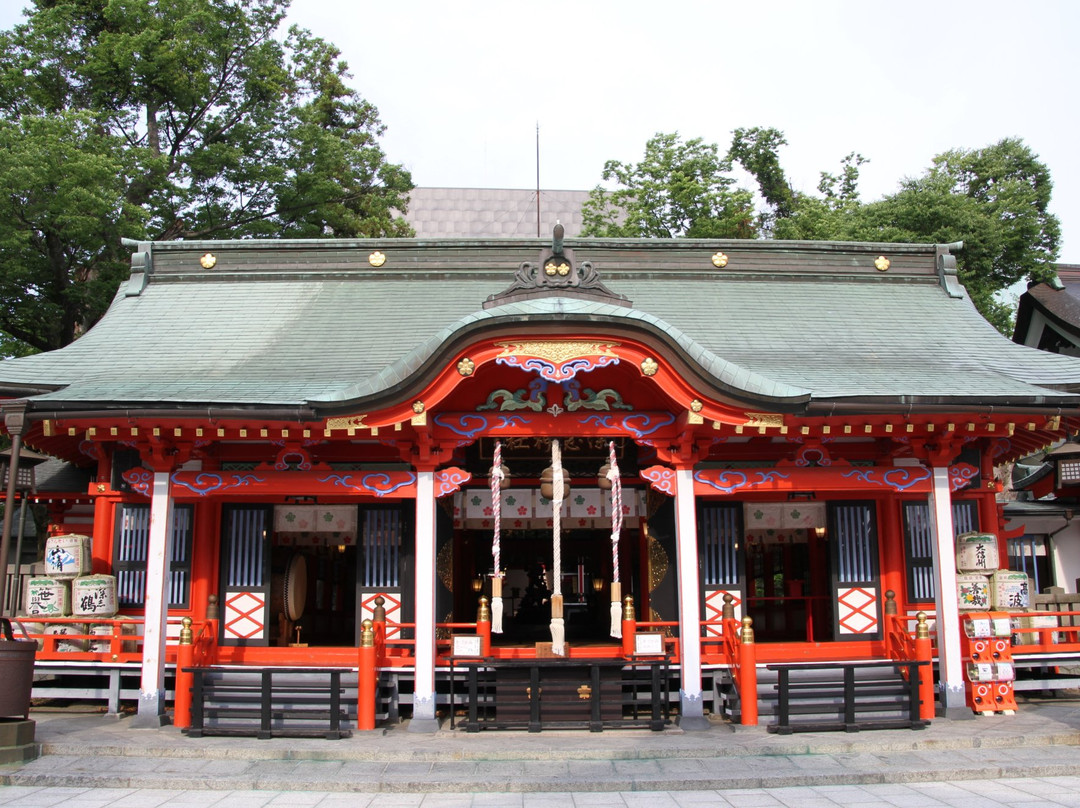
[357,619,376,731]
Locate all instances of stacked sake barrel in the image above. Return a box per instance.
[22,535,119,652]
[955,532,1029,611]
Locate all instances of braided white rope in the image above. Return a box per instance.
[491,440,503,576]
[609,440,622,582]
[550,438,565,655]
[490,440,504,633]
[607,440,623,638]
[551,438,563,598]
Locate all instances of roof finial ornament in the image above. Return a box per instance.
[483,221,630,309]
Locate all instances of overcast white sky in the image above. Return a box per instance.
[3,0,1079,264]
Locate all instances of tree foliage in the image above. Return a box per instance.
[581,133,756,239]
[0,0,413,354]
[589,128,1061,334]
[771,137,1060,333]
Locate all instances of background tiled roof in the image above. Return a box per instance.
[404,188,589,237]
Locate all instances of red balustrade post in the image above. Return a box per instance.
[372,595,387,663]
[357,619,377,731]
[173,617,194,729]
[738,617,758,726]
[477,597,492,657]
[915,611,935,722]
[621,596,636,657]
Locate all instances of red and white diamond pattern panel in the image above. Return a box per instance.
[837,586,879,635]
[360,591,402,638]
[224,591,266,640]
[704,588,742,636]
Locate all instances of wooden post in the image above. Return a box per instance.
[477,597,491,657]
[173,617,194,730]
[203,596,220,666]
[739,616,758,726]
[915,612,935,722]
[358,619,376,731]
[621,595,636,657]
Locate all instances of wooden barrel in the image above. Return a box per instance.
[44,534,92,579]
[72,575,118,617]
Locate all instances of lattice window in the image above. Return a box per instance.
[902,500,978,602]
[700,504,741,587]
[223,506,268,588]
[113,503,193,608]
[360,507,403,588]
[833,502,878,584]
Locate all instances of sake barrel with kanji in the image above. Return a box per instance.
[992,570,1030,610]
[956,573,991,610]
[44,534,93,579]
[956,532,999,573]
[72,574,118,618]
[45,622,89,652]
[24,577,70,617]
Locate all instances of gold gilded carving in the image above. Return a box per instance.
[640,357,659,376]
[457,357,475,376]
[577,684,592,700]
[368,251,386,267]
[325,415,366,431]
[687,411,704,425]
[690,399,703,412]
[494,340,620,364]
[874,255,890,272]
[711,252,729,268]
[544,261,571,276]
[744,412,784,428]
[412,400,425,414]
[437,541,454,592]
[199,252,217,269]
[411,411,427,426]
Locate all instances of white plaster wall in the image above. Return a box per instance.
[1005,514,1080,594]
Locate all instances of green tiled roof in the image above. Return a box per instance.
[3,237,1080,413]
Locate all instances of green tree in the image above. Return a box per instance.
[728,126,798,232]
[776,138,1059,333]
[0,0,413,354]
[581,132,756,239]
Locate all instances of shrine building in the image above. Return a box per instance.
[2,231,1080,729]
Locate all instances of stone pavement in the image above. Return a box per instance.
[1,697,1080,797]
[4,779,1080,808]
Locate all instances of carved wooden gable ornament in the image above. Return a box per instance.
[484,223,631,309]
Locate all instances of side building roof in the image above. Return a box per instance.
[1014,264,1080,356]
